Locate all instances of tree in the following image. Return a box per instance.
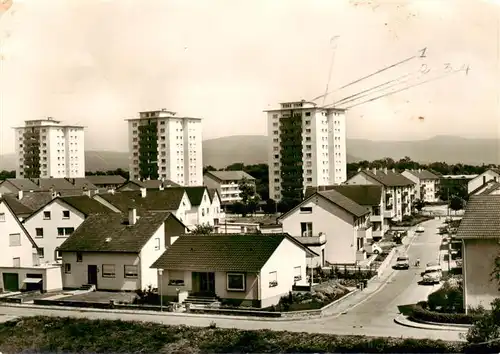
[449,196,464,212]
[263,199,277,215]
[190,224,214,235]
[413,199,425,212]
[203,165,217,174]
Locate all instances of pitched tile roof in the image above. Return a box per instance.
[404,169,440,180]
[86,175,127,185]
[479,182,500,196]
[32,178,76,191]
[65,178,98,190]
[208,188,220,202]
[318,190,370,217]
[121,179,180,190]
[1,179,40,192]
[313,185,382,206]
[205,170,255,182]
[15,192,54,211]
[60,195,117,215]
[469,180,498,196]
[97,189,186,214]
[165,186,207,206]
[456,196,500,239]
[2,195,34,215]
[361,169,415,187]
[58,211,172,252]
[151,234,290,272]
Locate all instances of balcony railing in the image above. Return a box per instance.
[293,234,326,246]
[357,225,372,238]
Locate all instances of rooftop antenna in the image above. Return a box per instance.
[321,36,340,106]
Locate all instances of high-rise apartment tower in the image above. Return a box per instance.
[126,109,203,186]
[13,117,85,178]
[265,100,347,202]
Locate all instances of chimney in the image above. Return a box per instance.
[82,189,91,197]
[383,167,388,174]
[108,188,115,195]
[18,190,23,200]
[128,208,137,225]
[372,168,377,174]
[140,187,147,198]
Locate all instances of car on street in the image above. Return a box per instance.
[420,263,443,284]
[394,255,410,270]
[366,242,382,254]
[416,226,425,233]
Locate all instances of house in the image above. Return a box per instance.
[94,188,192,227]
[467,169,500,195]
[22,195,119,263]
[469,180,500,196]
[58,210,187,291]
[456,195,500,312]
[478,182,500,195]
[402,169,440,203]
[0,198,39,268]
[277,189,371,266]
[118,179,180,191]
[151,233,317,308]
[86,175,127,191]
[0,178,40,194]
[203,171,256,205]
[306,185,385,240]
[346,168,415,221]
[208,188,225,226]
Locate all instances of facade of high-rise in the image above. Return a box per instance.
[13,117,85,179]
[265,100,347,202]
[126,109,203,186]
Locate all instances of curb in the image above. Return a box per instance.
[394,314,469,332]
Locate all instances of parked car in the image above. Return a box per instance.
[366,242,382,254]
[394,255,410,270]
[416,226,425,233]
[420,263,443,284]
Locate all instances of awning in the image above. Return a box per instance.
[22,278,42,284]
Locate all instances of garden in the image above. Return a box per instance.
[390,213,434,227]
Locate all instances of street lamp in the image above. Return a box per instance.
[158,268,163,312]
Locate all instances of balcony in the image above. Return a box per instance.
[372,230,384,239]
[293,234,326,246]
[370,214,383,222]
[357,225,373,239]
[384,209,395,218]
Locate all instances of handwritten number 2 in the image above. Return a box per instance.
[420,64,430,74]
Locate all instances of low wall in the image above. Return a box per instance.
[33,299,168,312]
[376,248,397,277]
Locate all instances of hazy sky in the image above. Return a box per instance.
[0,0,498,155]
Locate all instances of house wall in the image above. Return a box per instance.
[260,238,308,307]
[139,224,167,289]
[0,265,63,292]
[197,190,214,226]
[0,201,36,267]
[210,193,225,223]
[23,199,86,263]
[213,222,260,234]
[175,193,192,226]
[279,195,357,264]
[61,251,141,291]
[463,239,500,311]
[421,179,438,203]
[164,216,187,246]
[402,172,420,198]
[468,170,500,195]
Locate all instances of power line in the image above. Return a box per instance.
[310,47,427,102]
[339,68,464,110]
[321,36,340,106]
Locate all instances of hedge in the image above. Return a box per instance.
[410,304,482,325]
[0,316,464,353]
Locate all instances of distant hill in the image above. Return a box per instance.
[0,135,497,172]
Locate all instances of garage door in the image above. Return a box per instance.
[2,273,19,292]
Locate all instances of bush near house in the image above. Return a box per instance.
[0,316,464,353]
[268,287,351,312]
[391,214,434,227]
[409,304,482,325]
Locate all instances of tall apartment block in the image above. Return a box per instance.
[265,100,347,202]
[13,117,85,179]
[126,109,203,186]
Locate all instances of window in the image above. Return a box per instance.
[301,222,313,237]
[226,273,245,291]
[168,270,185,285]
[43,211,51,220]
[76,252,83,262]
[9,233,21,247]
[294,266,302,281]
[124,265,138,278]
[300,207,312,213]
[57,227,74,237]
[62,210,70,219]
[64,263,71,274]
[154,238,160,250]
[13,257,20,268]
[35,228,44,238]
[38,248,44,258]
[0,213,5,222]
[102,264,115,278]
[269,271,278,287]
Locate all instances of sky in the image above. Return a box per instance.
[0,0,498,154]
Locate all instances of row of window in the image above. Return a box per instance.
[35,227,74,238]
[64,263,139,278]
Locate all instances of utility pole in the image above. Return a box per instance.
[447,190,452,273]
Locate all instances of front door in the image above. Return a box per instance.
[87,265,98,286]
[199,272,215,295]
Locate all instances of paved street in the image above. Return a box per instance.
[0,218,466,342]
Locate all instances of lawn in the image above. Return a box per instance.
[0,316,465,353]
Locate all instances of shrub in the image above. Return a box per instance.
[410,304,482,324]
[427,280,464,313]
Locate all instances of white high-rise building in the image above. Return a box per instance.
[265,100,347,202]
[126,109,203,186]
[13,117,85,179]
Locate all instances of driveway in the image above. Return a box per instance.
[0,219,466,341]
